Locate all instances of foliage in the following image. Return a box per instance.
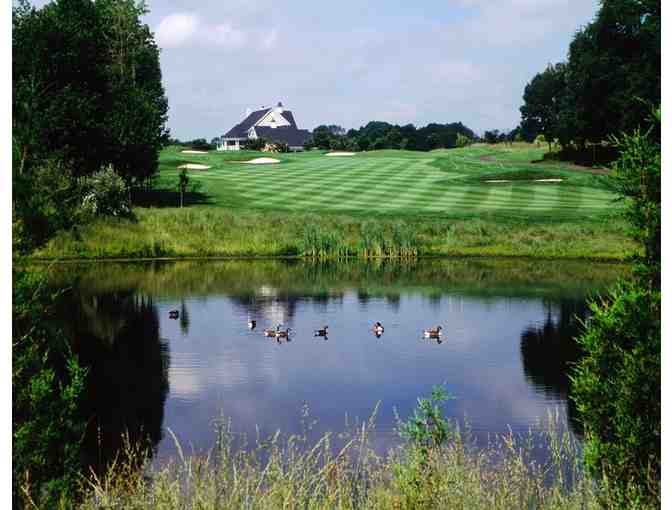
[177,168,189,208]
[571,283,660,508]
[520,0,660,162]
[520,63,567,150]
[13,270,88,508]
[571,108,661,507]
[243,137,267,151]
[13,156,83,252]
[307,120,477,152]
[609,107,660,290]
[397,385,453,459]
[80,165,132,218]
[76,409,603,510]
[455,132,472,147]
[12,0,168,183]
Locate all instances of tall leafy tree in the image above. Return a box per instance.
[13,0,109,177]
[520,63,567,151]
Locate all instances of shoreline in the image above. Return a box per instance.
[20,251,631,264]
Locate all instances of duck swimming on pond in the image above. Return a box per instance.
[169,310,179,319]
[372,322,384,335]
[248,319,256,330]
[314,326,328,337]
[263,327,277,337]
[423,326,442,338]
[276,328,292,339]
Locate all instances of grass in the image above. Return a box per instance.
[29,143,633,260]
[31,208,633,260]
[58,408,612,510]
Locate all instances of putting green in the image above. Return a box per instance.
[158,145,617,220]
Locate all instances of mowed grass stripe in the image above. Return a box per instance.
[157,147,620,219]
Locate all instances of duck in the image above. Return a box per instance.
[169,310,179,319]
[276,328,292,339]
[423,326,442,338]
[248,319,256,330]
[263,327,277,337]
[314,326,328,337]
[372,322,384,334]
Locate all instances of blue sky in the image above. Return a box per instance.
[28,0,600,140]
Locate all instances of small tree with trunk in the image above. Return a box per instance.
[178,168,189,208]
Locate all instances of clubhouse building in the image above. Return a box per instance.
[217,102,310,152]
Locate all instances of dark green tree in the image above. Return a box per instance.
[520,63,567,152]
[571,108,660,508]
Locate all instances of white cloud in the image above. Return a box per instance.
[155,13,248,50]
[155,13,199,49]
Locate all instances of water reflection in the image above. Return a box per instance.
[520,299,590,435]
[55,289,170,475]
[39,258,625,468]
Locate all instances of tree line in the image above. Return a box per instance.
[305,121,477,151]
[13,0,169,251]
[519,0,660,162]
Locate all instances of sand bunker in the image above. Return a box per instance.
[325,151,356,156]
[244,157,280,164]
[178,163,211,170]
[484,178,565,183]
[181,150,208,154]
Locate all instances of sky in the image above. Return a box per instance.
[143,0,600,140]
[22,0,601,140]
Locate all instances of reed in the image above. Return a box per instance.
[64,408,615,510]
[29,207,634,261]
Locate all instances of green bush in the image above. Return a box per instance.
[570,107,661,508]
[571,282,660,508]
[13,158,82,252]
[13,270,88,508]
[80,165,132,218]
[243,137,266,151]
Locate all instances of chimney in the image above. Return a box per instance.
[275,101,284,114]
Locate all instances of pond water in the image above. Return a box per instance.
[43,258,625,472]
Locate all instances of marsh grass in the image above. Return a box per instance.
[31,207,633,261]
[61,409,612,510]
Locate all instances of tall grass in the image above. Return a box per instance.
[61,409,614,510]
[29,207,633,261]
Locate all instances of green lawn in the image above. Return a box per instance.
[31,144,633,260]
[155,144,616,221]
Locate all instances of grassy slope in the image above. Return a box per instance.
[32,144,634,260]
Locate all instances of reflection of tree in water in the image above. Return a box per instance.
[520,299,590,435]
[58,289,169,476]
[179,299,190,336]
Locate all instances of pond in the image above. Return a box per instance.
[43,258,626,472]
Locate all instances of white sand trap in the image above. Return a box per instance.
[178,163,211,170]
[325,151,356,156]
[181,150,208,154]
[485,178,565,183]
[245,157,280,164]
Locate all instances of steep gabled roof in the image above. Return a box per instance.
[279,110,298,128]
[254,126,310,147]
[224,107,272,138]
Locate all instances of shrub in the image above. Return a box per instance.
[570,107,661,508]
[13,270,88,508]
[571,282,660,508]
[243,137,266,151]
[13,158,82,252]
[80,165,132,218]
